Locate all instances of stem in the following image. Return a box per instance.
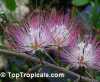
[0,48,99,82]
[43,50,58,65]
[85,70,94,79]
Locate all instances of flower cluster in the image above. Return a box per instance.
[61,35,100,70]
[5,10,100,70]
[6,10,79,52]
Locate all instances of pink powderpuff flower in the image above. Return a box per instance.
[60,35,100,70]
[5,10,81,53]
[46,10,81,48]
[5,11,52,53]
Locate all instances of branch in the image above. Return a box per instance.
[0,48,99,82]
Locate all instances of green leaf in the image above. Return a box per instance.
[96,72,100,80]
[72,0,91,6]
[95,21,100,29]
[3,0,16,11]
[96,76,100,80]
[96,35,100,40]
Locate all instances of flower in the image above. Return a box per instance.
[5,12,52,53]
[46,10,81,48]
[6,24,51,53]
[60,36,100,70]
